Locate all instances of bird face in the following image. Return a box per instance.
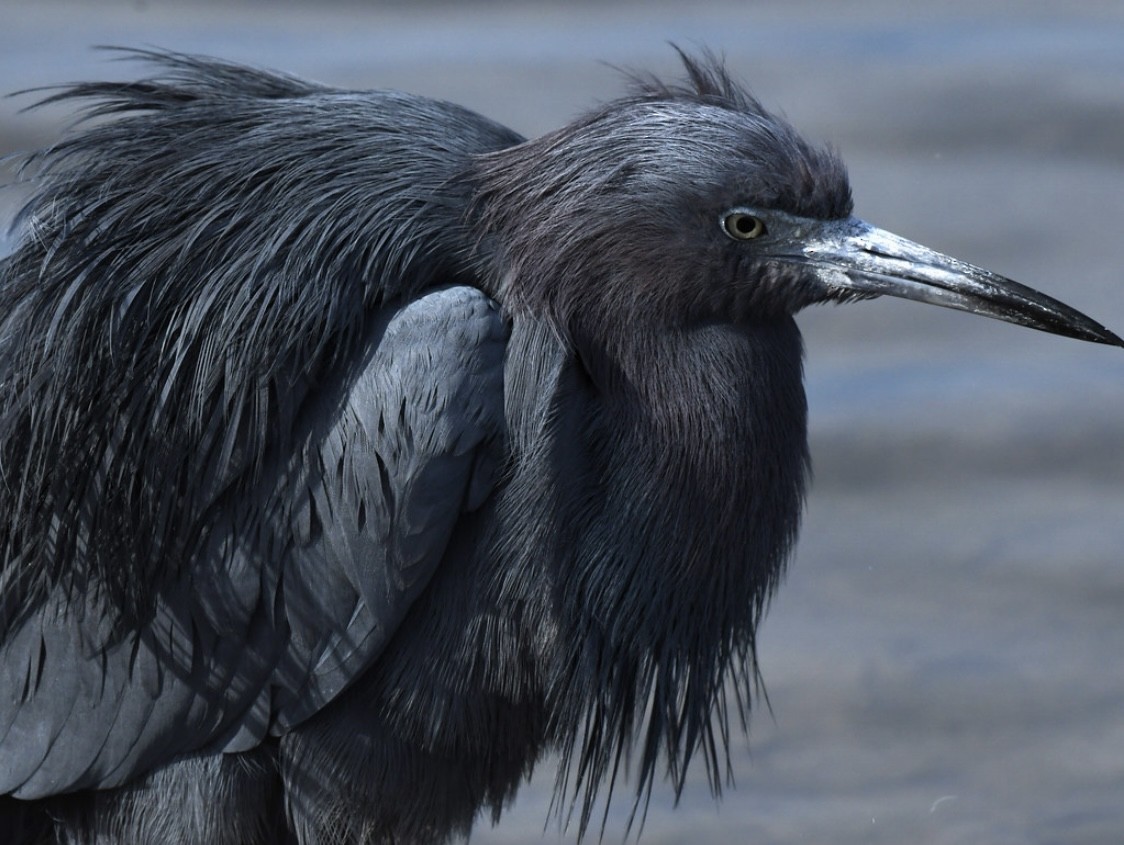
[680,109,1122,346]
[714,204,1123,345]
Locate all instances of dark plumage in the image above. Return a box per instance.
[0,49,1118,844]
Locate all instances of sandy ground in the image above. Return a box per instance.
[2,2,1123,842]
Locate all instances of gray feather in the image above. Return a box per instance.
[0,48,840,844]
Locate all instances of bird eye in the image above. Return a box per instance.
[722,212,767,241]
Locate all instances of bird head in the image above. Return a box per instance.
[474,51,1122,349]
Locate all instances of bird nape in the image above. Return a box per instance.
[0,47,1118,845]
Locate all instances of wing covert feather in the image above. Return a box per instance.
[0,286,508,797]
[269,286,508,729]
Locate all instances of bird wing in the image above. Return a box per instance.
[0,285,508,798]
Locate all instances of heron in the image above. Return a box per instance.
[0,48,1118,845]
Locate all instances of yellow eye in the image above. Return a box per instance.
[723,211,766,240]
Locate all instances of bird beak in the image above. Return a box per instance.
[799,217,1123,347]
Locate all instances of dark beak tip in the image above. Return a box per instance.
[1057,323,1124,349]
[1083,323,1124,348]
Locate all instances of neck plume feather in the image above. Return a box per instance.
[492,315,809,834]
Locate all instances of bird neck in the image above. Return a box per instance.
[504,314,810,809]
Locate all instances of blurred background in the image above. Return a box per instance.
[2,1,1122,842]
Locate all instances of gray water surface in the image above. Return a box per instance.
[2,2,1122,842]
